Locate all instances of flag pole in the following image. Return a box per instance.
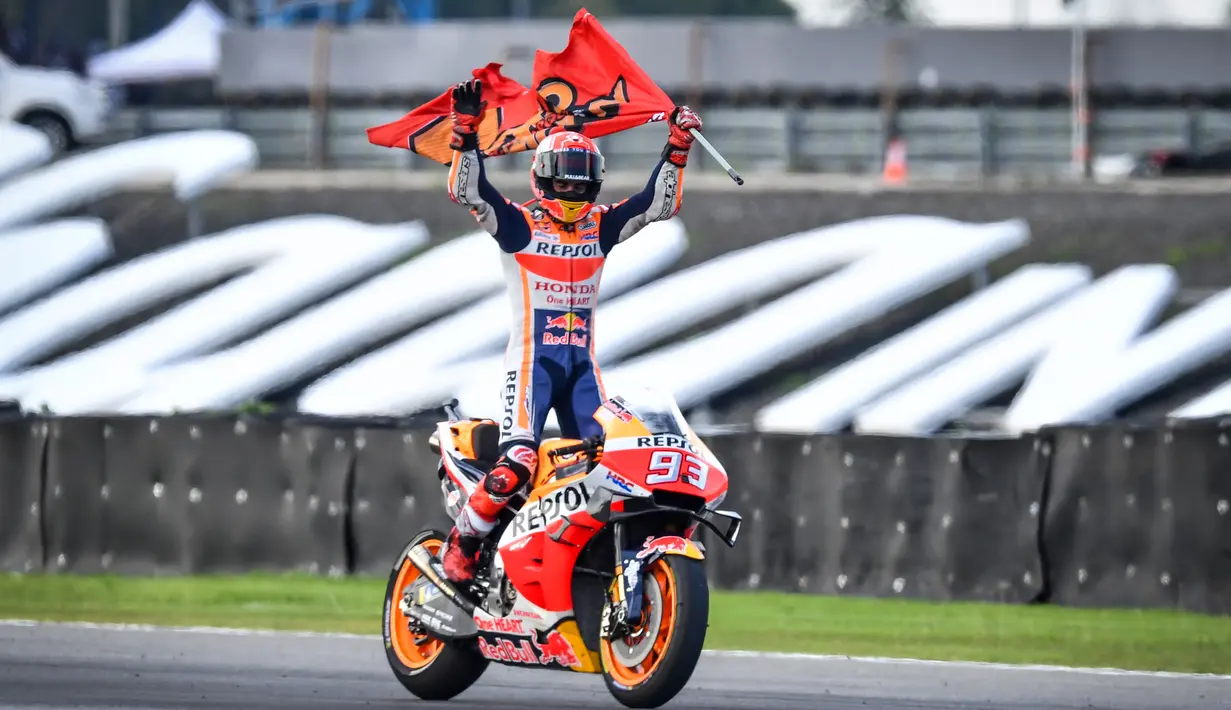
[689,128,744,185]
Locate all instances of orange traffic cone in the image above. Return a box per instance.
[882,137,907,184]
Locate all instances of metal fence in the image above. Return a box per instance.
[100,106,1231,177]
[215,24,1231,96]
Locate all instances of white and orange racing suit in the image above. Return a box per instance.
[446,147,685,451]
[436,81,701,587]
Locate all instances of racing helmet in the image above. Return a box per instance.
[530,131,605,224]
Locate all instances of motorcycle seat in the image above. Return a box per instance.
[469,421,501,464]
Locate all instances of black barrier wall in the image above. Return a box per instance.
[0,418,44,573]
[1039,421,1231,615]
[1,413,1227,615]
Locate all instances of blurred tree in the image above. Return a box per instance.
[0,0,193,62]
[568,0,794,16]
[441,0,796,18]
[128,0,193,39]
[4,0,800,37]
[532,0,622,18]
[435,0,503,18]
[842,0,928,24]
[0,8,10,57]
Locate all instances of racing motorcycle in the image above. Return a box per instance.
[381,389,742,708]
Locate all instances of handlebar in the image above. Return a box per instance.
[549,435,604,460]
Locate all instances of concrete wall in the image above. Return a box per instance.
[90,172,1231,288]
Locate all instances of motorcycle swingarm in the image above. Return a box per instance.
[401,544,482,640]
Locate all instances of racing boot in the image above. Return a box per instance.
[441,527,482,585]
[441,443,538,586]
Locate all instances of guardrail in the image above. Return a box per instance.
[98,106,1231,176]
[2,413,1226,614]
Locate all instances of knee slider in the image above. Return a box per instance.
[486,442,538,496]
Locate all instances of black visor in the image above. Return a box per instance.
[534,147,604,183]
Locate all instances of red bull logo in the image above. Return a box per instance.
[478,637,539,665]
[636,535,690,560]
[533,630,581,667]
[543,313,589,347]
[545,313,587,332]
[476,629,580,668]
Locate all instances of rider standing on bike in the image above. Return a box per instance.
[439,78,703,586]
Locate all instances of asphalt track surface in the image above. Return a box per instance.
[1,622,1228,710]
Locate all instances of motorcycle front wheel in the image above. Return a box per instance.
[382,529,488,700]
[598,554,710,708]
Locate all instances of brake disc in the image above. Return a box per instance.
[608,573,664,668]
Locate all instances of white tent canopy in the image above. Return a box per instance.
[87,0,229,84]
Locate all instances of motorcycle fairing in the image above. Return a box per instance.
[471,603,602,673]
[494,465,624,612]
[398,534,603,673]
[397,532,601,674]
[414,390,740,679]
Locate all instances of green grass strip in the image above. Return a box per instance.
[2,573,1228,675]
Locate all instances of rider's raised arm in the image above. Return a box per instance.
[598,106,702,255]
[448,148,531,253]
[446,80,531,254]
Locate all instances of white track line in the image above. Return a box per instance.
[3,618,1228,681]
[0,618,375,641]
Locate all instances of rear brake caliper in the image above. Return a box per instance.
[399,588,429,638]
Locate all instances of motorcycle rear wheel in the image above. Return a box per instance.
[382,529,489,700]
[599,554,710,708]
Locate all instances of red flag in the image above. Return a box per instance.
[364,62,538,163]
[366,8,674,165]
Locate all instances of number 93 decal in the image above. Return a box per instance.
[645,450,709,489]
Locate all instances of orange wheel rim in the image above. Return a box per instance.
[600,558,678,687]
[390,539,445,670]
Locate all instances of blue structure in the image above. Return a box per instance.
[256,0,437,27]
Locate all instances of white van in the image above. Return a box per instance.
[0,51,111,155]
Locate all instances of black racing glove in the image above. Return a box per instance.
[450,79,485,152]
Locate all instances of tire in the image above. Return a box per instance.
[599,554,710,708]
[382,529,488,700]
[20,111,73,155]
